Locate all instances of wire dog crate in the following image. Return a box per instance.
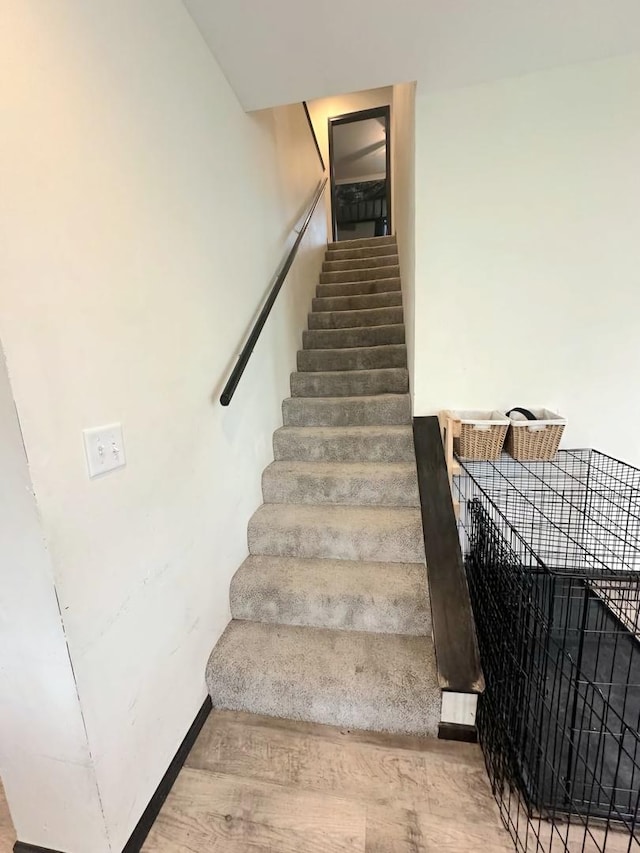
[454,450,640,852]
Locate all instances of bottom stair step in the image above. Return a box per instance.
[206,620,440,736]
[230,555,431,634]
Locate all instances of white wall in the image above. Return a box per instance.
[307,87,392,236]
[391,83,417,405]
[0,344,110,852]
[414,54,640,464]
[0,2,326,851]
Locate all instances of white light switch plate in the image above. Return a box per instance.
[83,423,126,478]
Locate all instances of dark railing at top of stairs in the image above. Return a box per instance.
[219,176,328,406]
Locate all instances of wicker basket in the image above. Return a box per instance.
[453,411,510,460]
[505,408,566,461]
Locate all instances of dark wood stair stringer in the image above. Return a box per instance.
[413,416,484,739]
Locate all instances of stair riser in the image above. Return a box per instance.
[325,244,398,262]
[262,469,419,507]
[282,396,411,427]
[322,255,398,273]
[316,278,401,299]
[297,344,407,372]
[327,235,396,251]
[248,514,425,563]
[230,594,428,635]
[273,428,416,463]
[312,291,401,313]
[291,369,408,398]
[302,324,405,350]
[320,266,400,284]
[308,307,403,330]
[230,567,429,635]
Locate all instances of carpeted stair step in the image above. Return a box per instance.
[327,235,397,252]
[282,394,410,427]
[302,324,405,350]
[229,555,430,635]
[290,367,408,398]
[297,343,407,372]
[322,254,399,273]
[326,243,399,261]
[273,425,416,463]
[320,265,400,285]
[262,460,419,506]
[308,306,403,330]
[248,503,425,563]
[312,291,402,313]
[316,277,401,299]
[205,620,439,736]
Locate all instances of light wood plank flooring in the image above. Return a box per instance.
[3,712,635,851]
[143,710,514,853]
[0,781,16,853]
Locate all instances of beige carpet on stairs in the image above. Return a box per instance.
[206,234,440,736]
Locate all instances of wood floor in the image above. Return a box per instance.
[0,781,16,853]
[143,709,515,853]
[2,711,636,851]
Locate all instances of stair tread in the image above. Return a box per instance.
[312,291,402,312]
[262,459,418,507]
[284,393,409,404]
[325,244,398,261]
[311,306,402,317]
[303,324,405,350]
[230,555,430,635]
[322,266,400,279]
[251,501,421,519]
[206,620,439,736]
[320,267,400,285]
[274,425,413,438]
[282,394,411,427]
[293,367,407,379]
[297,343,407,373]
[264,460,416,476]
[324,253,399,263]
[327,235,396,251]
[248,501,424,562]
[317,277,401,297]
[308,305,403,330]
[322,254,399,272]
[290,367,409,397]
[250,502,422,534]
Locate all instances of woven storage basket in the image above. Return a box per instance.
[453,411,510,460]
[505,408,566,461]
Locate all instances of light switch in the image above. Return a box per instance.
[83,423,126,478]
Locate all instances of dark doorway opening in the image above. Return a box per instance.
[328,106,391,242]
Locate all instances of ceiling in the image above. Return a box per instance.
[333,117,386,183]
[184,0,640,111]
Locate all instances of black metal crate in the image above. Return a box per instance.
[455,450,640,852]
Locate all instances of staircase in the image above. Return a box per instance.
[206,235,440,736]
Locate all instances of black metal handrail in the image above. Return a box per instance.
[220,177,328,406]
[303,102,325,172]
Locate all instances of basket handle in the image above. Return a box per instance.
[506,407,537,421]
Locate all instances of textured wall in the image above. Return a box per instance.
[413,54,640,463]
[0,2,326,849]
